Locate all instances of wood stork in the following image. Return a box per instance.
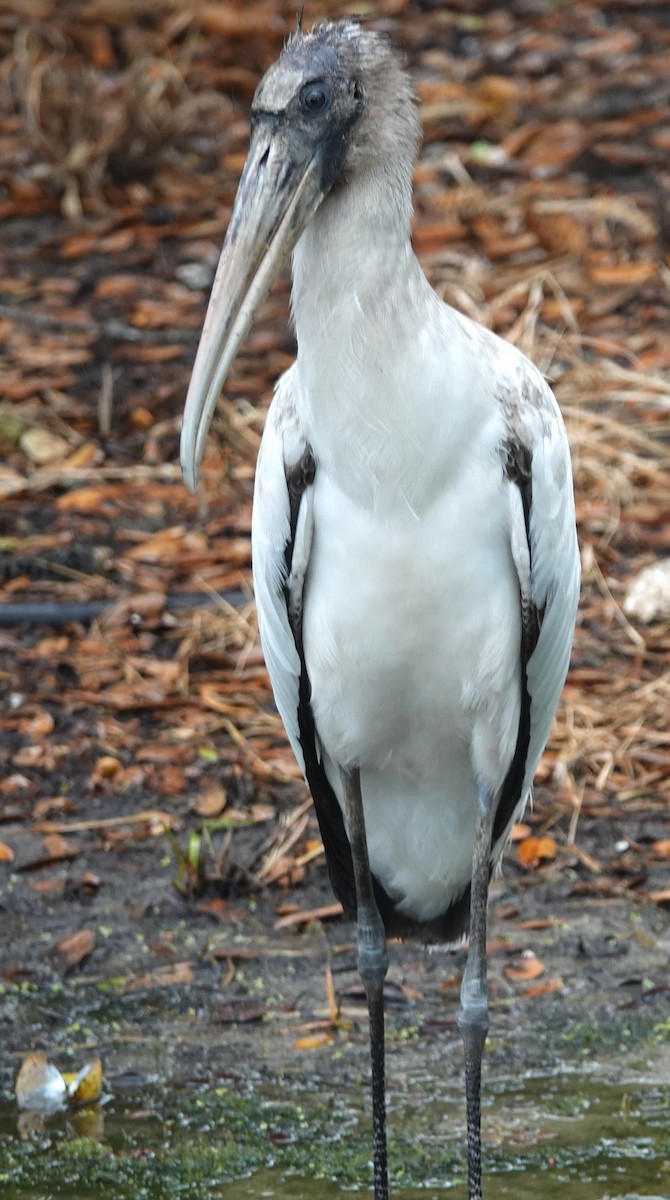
[180,20,580,1200]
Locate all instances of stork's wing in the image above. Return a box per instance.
[251,369,312,772]
[523,389,581,791]
[251,369,360,916]
[494,365,580,844]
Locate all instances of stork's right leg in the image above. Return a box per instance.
[340,767,389,1200]
[457,775,496,1200]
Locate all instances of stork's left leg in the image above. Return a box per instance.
[457,776,497,1200]
[340,767,389,1200]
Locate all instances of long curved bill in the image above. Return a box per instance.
[180,126,325,492]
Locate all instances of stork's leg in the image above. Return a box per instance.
[457,776,496,1200]
[340,767,389,1200]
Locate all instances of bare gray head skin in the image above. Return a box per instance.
[254,21,421,199]
[180,21,421,490]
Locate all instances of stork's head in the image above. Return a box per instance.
[180,21,419,491]
[252,21,419,194]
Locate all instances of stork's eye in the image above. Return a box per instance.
[300,81,331,115]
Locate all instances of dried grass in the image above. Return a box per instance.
[9,23,227,217]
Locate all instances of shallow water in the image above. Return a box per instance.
[1,1067,668,1199]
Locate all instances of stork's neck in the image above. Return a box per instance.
[291,169,422,356]
[289,170,459,513]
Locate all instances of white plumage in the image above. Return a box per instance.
[252,241,578,922]
[181,20,580,1199]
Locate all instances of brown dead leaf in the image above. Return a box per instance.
[136,744,187,764]
[214,1001,266,1023]
[130,299,196,329]
[261,855,306,887]
[476,74,522,117]
[124,527,207,563]
[33,797,77,820]
[412,221,467,254]
[94,273,145,301]
[485,937,514,956]
[151,764,187,796]
[61,232,101,259]
[100,230,135,256]
[130,406,153,430]
[102,593,167,628]
[523,974,564,998]
[19,700,55,739]
[294,1031,335,1050]
[54,928,96,968]
[95,763,147,792]
[194,784,227,817]
[0,841,15,862]
[13,744,69,770]
[503,953,545,983]
[23,634,69,658]
[198,2,281,36]
[491,901,520,921]
[522,119,587,169]
[651,840,670,858]
[198,898,232,921]
[517,835,558,869]
[55,484,123,512]
[250,803,276,822]
[29,879,65,895]
[64,441,102,470]
[527,209,588,256]
[90,755,123,781]
[589,260,657,287]
[648,888,670,906]
[122,961,194,992]
[517,918,565,931]
[116,342,184,363]
[42,833,79,860]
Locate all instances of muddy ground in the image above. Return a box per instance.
[3,790,670,1081]
[2,807,670,1193]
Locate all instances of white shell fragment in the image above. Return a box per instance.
[15,1053,67,1113]
[623,559,670,623]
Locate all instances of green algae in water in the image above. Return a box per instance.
[0,1075,668,1199]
